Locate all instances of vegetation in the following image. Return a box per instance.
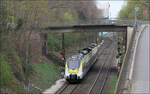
[47,33,86,52]
[0,41,26,93]
[64,12,73,21]
[119,0,150,20]
[48,34,62,51]
[32,61,61,89]
[0,0,102,93]
[109,75,118,94]
[0,56,13,86]
[47,32,99,60]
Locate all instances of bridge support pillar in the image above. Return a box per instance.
[41,33,48,56]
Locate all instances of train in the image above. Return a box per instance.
[64,43,100,82]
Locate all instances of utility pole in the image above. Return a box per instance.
[134,7,139,26]
[108,0,110,19]
[62,33,66,62]
[25,39,30,94]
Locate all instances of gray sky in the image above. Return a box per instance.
[96,0,125,18]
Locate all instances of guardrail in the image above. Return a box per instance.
[43,19,149,27]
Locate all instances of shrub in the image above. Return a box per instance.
[48,34,62,51]
[0,56,13,86]
[64,12,73,21]
[22,61,33,77]
[15,17,23,31]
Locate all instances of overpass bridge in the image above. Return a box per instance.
[42,19,135,33]
[39,19,148,54]
[40,19,137,55]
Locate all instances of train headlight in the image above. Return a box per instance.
[69,68,78,73]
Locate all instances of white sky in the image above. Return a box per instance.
[96,0,125,18]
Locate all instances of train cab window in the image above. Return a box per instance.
[75,53,83,58]
[67,55,81,70]
[67,59,80,70]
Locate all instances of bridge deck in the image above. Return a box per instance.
[44,24,130,33]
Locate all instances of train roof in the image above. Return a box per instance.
[78,48,91,55]
[67,53,83,61]
[67,43,98,62]
[88,43,97,48]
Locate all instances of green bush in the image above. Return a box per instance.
[0,56,13,86]
[64,12,73,21]
[47,34,73,52]
[48,34,62,51]
[64,34,73,48]
[120,57,123,63]
[1,41,25,81]
[15,17,23,31]
[22,61,33,77]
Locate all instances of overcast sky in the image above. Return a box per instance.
[96,0,125,18]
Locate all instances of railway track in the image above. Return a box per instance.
[88,47,114,94]
[56,37,115,94]
[56,83,78,94]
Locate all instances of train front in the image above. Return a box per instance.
[64,54,83,82]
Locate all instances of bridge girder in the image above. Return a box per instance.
[43,25,129,33]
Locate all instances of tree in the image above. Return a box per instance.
[119,0,150,20]
[0,0,8,52]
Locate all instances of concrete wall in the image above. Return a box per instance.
[127,27,134,49]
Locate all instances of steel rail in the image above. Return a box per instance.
[99,51,115,94]
[56,83,78,94]
[88,46,114,94]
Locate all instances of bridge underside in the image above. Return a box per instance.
[41,24,132,56]
[44,25,128,33]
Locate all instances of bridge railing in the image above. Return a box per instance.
[42,19,149,27]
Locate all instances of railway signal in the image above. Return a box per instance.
[143,10,147,15]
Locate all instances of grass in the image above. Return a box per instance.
[109,75,118,94]
[0,56,13,86]
[32,61,61,89]
[10,84,26,94]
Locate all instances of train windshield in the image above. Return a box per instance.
[67,55,81,70]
